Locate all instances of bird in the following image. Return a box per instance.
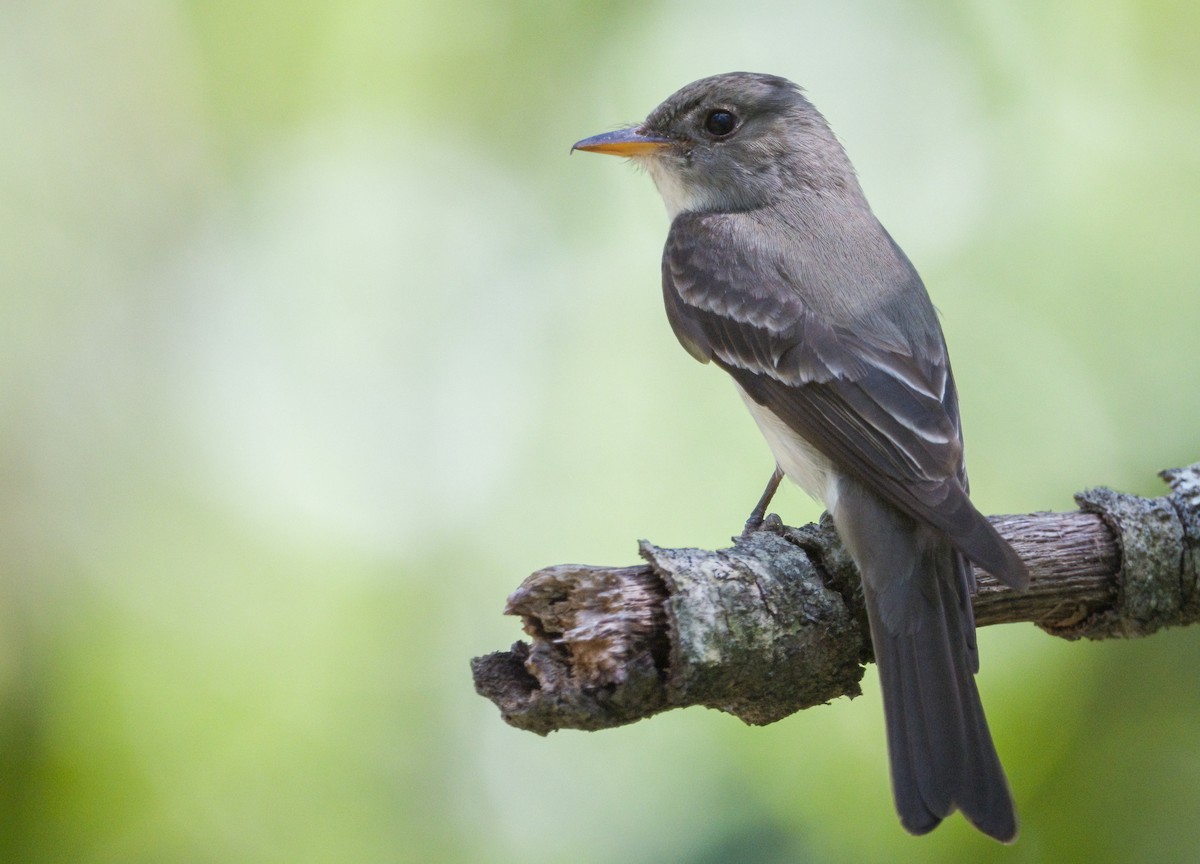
[572,72,1029,841]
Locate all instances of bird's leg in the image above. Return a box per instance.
[742,467,784,535]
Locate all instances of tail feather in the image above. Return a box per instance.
[833,476,1018,842]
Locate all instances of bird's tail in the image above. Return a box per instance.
[833,478,1018,842]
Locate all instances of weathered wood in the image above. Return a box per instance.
[472,464,1200,735]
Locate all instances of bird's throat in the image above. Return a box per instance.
[638,156,713,219]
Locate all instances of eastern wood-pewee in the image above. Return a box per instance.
[573,71,1029,842]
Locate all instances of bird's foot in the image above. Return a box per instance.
[738,468,785,539]
[738,511,783,541]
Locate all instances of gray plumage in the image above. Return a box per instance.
[574,71,1028,841]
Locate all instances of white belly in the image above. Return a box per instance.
[735,383,838,511]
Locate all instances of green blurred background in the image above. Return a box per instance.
[2,0,1198,861]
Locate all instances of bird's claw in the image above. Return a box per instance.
[738,511,782,541]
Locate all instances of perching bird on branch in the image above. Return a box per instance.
[573,72,1029,842]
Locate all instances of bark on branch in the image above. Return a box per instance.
[471,463,1200,736]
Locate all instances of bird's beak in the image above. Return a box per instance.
[571,126,671,157]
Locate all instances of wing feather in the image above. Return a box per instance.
[663,211,1026,588]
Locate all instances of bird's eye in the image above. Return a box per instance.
[704,110,738,137]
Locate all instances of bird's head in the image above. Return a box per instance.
[573,72,857,218]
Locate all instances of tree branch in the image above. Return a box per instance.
[472,463,1200,736]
